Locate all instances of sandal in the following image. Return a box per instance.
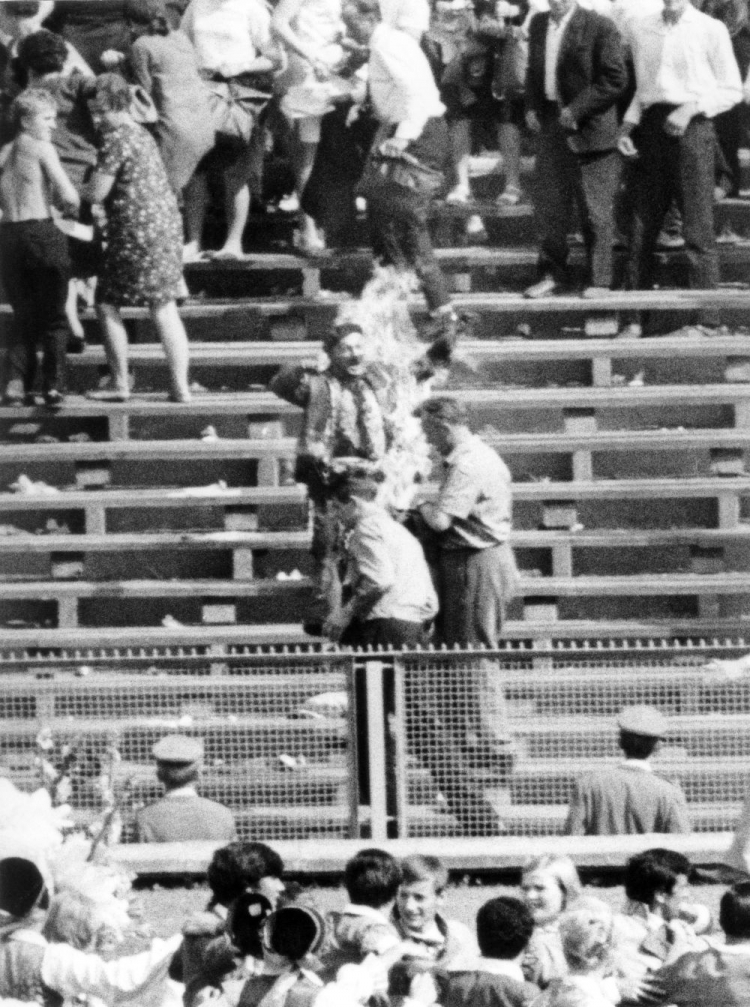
[496,185,523,207]
[445,186,472,205]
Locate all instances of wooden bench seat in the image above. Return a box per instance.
[0,619,748,648]
[20,383,750,413]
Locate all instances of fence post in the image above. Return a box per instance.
[345,654,360,838]
[392,656,409,838]
[365,659,388,841]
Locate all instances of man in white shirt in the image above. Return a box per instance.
[619,0,742,332]
[349,0,465,344]
[323,474,438,648]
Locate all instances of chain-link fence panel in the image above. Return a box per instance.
[0,648,358,842]
[394,643,750,837]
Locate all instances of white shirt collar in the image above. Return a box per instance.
[342,904,393,925]
[550,2,577,30]
[622,759,653,773]
[473,958,525,981]
[165,784,199,798]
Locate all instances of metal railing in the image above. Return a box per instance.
[1,639,749,841]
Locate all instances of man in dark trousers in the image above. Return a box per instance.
[523,0,627,299]
[135,734,237,842]
[619,0,742,334]
[564,705,691,835]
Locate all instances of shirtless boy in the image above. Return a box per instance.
[0,88,79,407]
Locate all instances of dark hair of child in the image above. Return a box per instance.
[624,849,691,906]
[476,897,534,960]
[344,848,402,909]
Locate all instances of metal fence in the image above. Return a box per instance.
[2,638,750,842]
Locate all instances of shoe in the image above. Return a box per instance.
[717,225,742,245]
[445,186,472,205]
[465,214,488,243]
[524,275,561,299]
[618,322,642,339]
[496,185,523,207]
[656,230,685,249]
[581,286,613,299]
[86,388,130,402]
[44,390,64,409]
[4,380,25,405]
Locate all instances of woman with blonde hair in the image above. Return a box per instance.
[520,855,583,989]
[536,899,620,1007]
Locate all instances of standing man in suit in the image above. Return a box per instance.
[523,0,627,299]
[135,734,237,843]
[564,705,691,835]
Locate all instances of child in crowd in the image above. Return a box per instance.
[520,855,583,989]
[0,855,181,1006]
[172,841,285,1007]
[651,881,750,1007]
[320,849,402,980]
[538,899,620,1007]
[438,896,539,1007]
[0,88,79,408]
[393,855,478,969]
[614,849,710,973]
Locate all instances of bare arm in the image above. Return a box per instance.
[40,143,80,213]
[82,171,116,205]
[129,41,154,94]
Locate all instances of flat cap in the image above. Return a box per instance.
[152,734,203,764]
[617,705,668,739]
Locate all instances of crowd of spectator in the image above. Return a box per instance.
[1,0,750,404]
[4,839,750,1007]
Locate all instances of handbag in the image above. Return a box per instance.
[206,76,272,145]
[357,150,444,201]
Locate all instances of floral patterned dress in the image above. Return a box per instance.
[96,120,183,307]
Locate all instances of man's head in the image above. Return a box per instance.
[662,0,690,21]
[153,733,202,791]
[17,30,67,77]
[476,897,534,961]
[548,0,575,21]
[207,841,285,909]
[415,397,469,457]
[343,0,380,45]
[324,322,367,378]
[11,87,56,140]
[617,705,667,761]
[396,855,448,934]
[344,848,402,910]
[333,472,384,527]
[720,882,750,941]
[0,856,47,920]
[624,848,691,918]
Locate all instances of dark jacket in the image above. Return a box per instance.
[526,5,627,152]
[441,969,538,1007]
[134,793,237,843]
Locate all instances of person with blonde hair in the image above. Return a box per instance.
[520,855,583,989]
[537,899,620,1007]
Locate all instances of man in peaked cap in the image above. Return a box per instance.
[564,705,691,836]
[134,735,236,843]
